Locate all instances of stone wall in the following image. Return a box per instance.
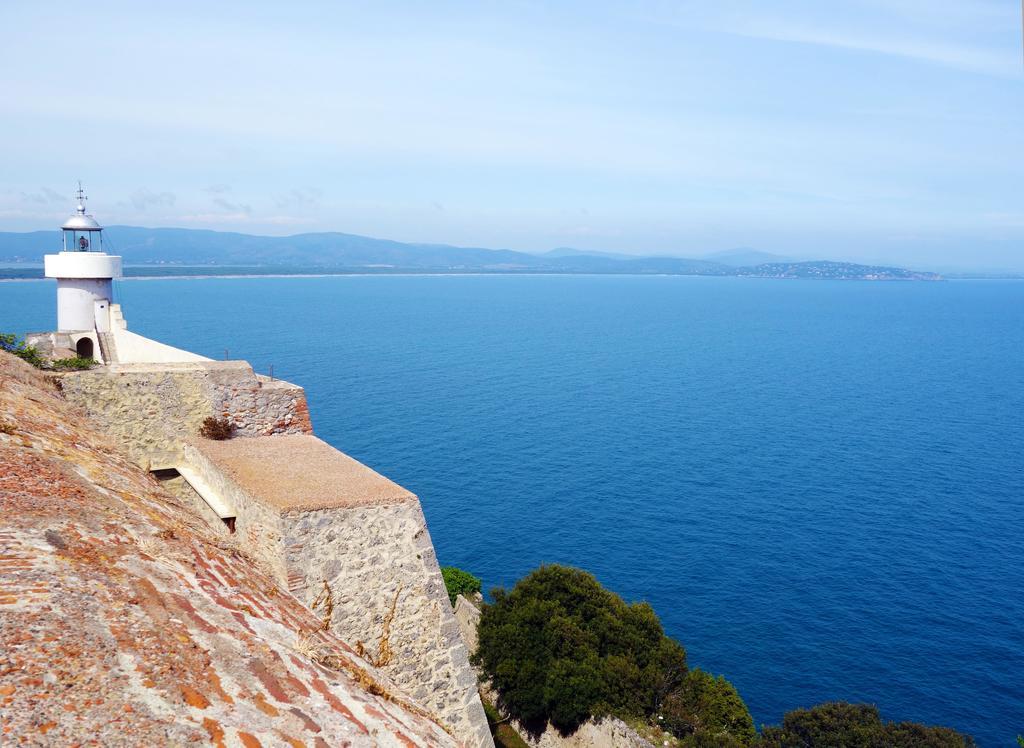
[454,594,482,654]
[0,349,459,748]
[282,502,492,747]
[179,441,290,583]
[51,357,490,745]
[152,470,232,539]
[57,361,312,467]
[177,437,493,747]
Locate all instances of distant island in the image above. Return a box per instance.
[0,226,942,280]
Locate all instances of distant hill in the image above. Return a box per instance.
[735,261,939,281]
[0,226,939,280]
[542,247,636,260]
[701,247,793,266]
[0,227,730,274]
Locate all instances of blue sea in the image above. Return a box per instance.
[3,275,1022,745]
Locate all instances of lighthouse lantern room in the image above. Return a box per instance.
[44,184,122,334]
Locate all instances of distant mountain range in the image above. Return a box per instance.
[701,247,795,267]
[0,226,941,280]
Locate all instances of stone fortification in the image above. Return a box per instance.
[47,355,492,746]
[0,351,457,747]
[185,435,493,747]
[57,360,312,467]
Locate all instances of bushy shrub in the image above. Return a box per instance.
[199,416,236,440]
[759,702,975,747]
[1,333,96,371]
[440,566,482,606]
[661,669,755,745]
[50,356,96,371]
[473,564,694,737]
[0,333,45,369]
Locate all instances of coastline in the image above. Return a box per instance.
[0,270,967,283]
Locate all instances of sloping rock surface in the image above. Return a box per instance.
[0,351,457,747]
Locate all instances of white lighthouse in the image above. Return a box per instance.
[28,185,208,365]
[44,184,122,334]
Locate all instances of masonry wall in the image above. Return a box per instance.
[281,502,493,748]
[153,471,232,538]
[58,361,312,467]
[54,357,491,746]
[180,441,289,583]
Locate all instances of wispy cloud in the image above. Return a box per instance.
[721,20,1016,76]
[651,1,1020,77]
[130,188,176,210]
[20,187,66,206]
[273,187,322,210]
[213,197,252,216]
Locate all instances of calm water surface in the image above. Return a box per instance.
[3,275,1022,745]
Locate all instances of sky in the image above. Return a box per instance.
[1,1,1022,270]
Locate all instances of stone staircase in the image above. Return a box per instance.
[96,332,118,365]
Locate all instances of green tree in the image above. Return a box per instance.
[662,669,755,745]
[474,564,748,741]
[440,566,482,606]
[759,702,974,747]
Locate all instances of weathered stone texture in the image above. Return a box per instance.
[0,350,457,747]
[454,594,482,654]
[179,425,493,746]
[522,718,655,748]
[153,470,232,539]
[23,353,492,746]
[181,440,291,583]
[283,502,493,747]
[57,361,313,467]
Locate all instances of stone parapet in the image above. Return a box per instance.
[0,349,458,747]
[41,355,488,745]
[56,360,313,467]
[182,434,493,747]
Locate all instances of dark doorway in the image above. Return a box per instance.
[76,337,94,359]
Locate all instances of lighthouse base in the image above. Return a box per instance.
[28,304,209,367]
[25,330,107,364]
[55,279,113,332]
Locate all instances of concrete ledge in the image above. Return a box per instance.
[178,434,492,745]
[188,434,415,512]
[110,328,211,364]
[176,463,237,519]
[44,251,122,279]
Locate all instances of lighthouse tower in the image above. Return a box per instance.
[44,184,122,333]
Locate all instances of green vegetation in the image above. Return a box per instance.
[473,564,750,743]
[1,332,45,368]
[759,702,974,747]
[474,565,975,746]
[50,356,97,371]
[199,416,236,440]
[663,669,755,746]
[1,333,95,371]
[482,697,530,748]
[440,566,482,606]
